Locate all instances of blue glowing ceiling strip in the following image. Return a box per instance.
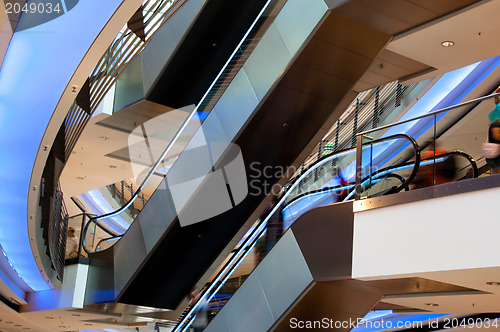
[0,0,122,291]
[352,313,449,332]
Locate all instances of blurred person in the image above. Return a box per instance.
[332,169,350,202]
[255,195,283,264]
[485,119,500,174]
[413,140,454,188]
[483,86,500,174]
[65,227,78,259]
[489,86,500,122]
[189,288,209,332]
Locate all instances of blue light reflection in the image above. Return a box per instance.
[0,0,122,291]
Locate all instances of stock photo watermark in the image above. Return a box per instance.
[289,317,500,329]
[3,0,79,31]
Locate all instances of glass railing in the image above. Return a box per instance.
[299,79,431,171]
[173,133,421,331]
[102,179,150,222]
[177,92,497,331]
[81,0,288,253]
[63,0,188,160]
[65,212,120,260]
[352,92,496,198]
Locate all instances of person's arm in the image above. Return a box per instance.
[491,127,500,141]
[495,86,500,104]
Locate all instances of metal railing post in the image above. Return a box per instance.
[433,112,437,185]
[355,134,363,200]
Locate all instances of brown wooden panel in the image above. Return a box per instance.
[273,277,479,331]
[280,62,354,104]
[296,37,374,82]
[365,59,413,81]
[291,202,355,281]
[377,49,430,73]
[407,0,480,15]
[97,100,177,133]
[335,0,480,36]
[244,85,336,166]
[333,277,478,295]
[274,282,382,332]
[334,1,410,35]
[357,0,436,25]
[314,13,391,59]
[373,302,424,312]
[352,80,375,93]
[355,69,395,88]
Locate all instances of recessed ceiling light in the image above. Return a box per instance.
[425,303,439,307]
[100,136,109,140]
[441,40,454,47]
[486,281,500,286]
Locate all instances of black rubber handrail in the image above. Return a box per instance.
[283,150,478,212]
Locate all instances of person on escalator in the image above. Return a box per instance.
[65,227,78,260]
[488,86,500,122]
[413,140,454,188]
[189,288,209,332]
[485,119,500,174]
[335,172,350,201]
[254,196,283,264]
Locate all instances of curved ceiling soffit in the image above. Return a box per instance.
[21,0,144,290]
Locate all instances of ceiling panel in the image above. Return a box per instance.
[356,0,437,26]
[335,0,481,35]
[313,12,391,58]
[407,0,480,15]
[334,1,410,35]
[97,100,178,133]
[386,0,500,77]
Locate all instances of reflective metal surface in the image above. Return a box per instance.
[205,231,313,332]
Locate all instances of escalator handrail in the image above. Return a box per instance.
[81,106,199,254]
[91,106,198,224]
[95,235,122,252]
[357,92,500,138]
[83,0,280,255]
[283,150,478,211]
[285,133,420,201]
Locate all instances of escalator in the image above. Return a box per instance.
[79,0,485,318]
[84,0,392,311]
[202,137,483,332]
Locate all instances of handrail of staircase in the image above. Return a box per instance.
[82,106,198,254]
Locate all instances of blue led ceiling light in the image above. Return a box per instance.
[0,0,122,291]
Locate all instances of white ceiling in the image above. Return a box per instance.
[60,113,138,216]
[378,266,500,314]
[388,0,500,84]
